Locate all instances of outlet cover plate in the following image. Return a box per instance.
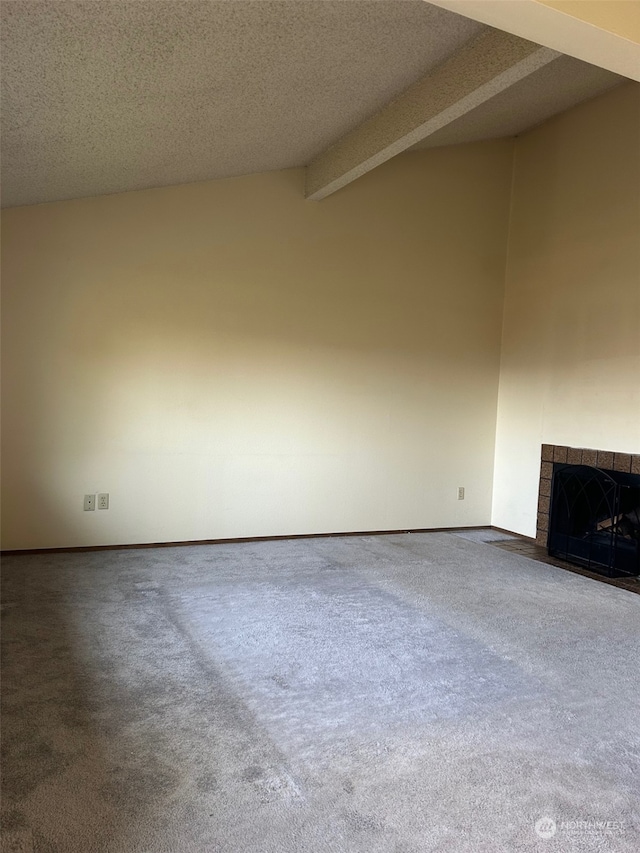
[97,493,109,510]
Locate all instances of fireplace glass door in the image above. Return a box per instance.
[548,464,640,578]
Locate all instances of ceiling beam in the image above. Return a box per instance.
[424,0,640,81]
[305,28,558,200]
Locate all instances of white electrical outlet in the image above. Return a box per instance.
[98,493,109,510]
[457,486,465,501]
[84,494,96,511]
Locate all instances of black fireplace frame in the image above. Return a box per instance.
[548,464,640,578]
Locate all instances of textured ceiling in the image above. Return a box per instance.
[1,0,481,207]
[0,1,626,208]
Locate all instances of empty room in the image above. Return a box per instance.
[1,1,639,851]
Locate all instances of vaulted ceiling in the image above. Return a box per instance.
[1,1,635,207]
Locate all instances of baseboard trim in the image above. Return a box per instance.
[1,525,496,556]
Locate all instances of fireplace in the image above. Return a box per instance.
[537,446,640,578]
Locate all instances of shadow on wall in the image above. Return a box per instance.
[1,281,496,549]
[1,151,511,549]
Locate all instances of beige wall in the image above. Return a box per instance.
[1,142,513,549]
[492,83,640,536]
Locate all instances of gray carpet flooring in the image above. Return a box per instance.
[2,532,639,852]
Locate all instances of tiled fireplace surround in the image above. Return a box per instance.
[536,445,640,546]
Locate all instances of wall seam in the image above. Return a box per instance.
[490,135,518,526]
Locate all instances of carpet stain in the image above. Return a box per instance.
[344,810,387,833]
